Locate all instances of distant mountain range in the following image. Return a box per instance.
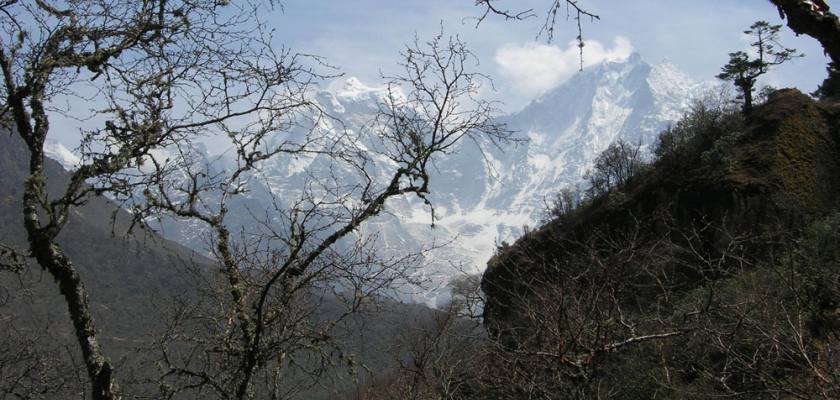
[44,53,711,306]
[0,132,446,398]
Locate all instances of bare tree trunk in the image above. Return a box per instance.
[21,153,120,399]
[770,0,840,97]
[24,232,120,400]
[743,82,754,114]
[4,47,121,397]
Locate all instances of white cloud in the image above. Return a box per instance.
[494,37,634,97]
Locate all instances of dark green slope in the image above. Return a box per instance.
[477,90,840,399]
[484,89,840,326]
[0,132,442,399]
[0,132,209,396]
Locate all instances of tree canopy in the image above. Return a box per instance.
[717,21,801,114]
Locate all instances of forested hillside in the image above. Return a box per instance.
[476,89,840,398]
[3,130,468,400]
[0,131,212,396]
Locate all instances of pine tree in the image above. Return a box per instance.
[717,21,802,114]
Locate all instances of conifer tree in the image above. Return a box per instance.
[717,21,801,114]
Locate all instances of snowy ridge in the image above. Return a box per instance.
[144,54,708,306]
[44,140,80,171]
[388,53,706,305]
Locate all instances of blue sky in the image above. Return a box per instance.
[47,1,831,149]
[266,0,829,111]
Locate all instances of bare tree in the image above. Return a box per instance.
[0,1,319,398]
[0,1,511,397]
[473,1,599,70]
[584,139,645,197]
[342,275,486,400]
[129,31,511,399]
[543,185,583,223]
[0,308,80,399]
[0,242,84,399]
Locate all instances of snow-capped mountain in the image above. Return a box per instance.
[45,53,707,306]
[382,53,709,304]
[250,52,706,305]
[44,140,81,171]
[476,53,708,215]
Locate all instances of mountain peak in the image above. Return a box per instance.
[650,58,691,81]
[334,76,382,99]
[44,139,80,171]
[342,76,367,90]
[603,51,649,74]
[499,53,701,212]
[523,52,656,113]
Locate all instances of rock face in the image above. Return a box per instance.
[51,54,707,305]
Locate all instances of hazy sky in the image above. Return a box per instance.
[268,0,829,112]
[47,1,832,149]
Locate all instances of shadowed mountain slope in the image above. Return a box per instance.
[475,89,840,398]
